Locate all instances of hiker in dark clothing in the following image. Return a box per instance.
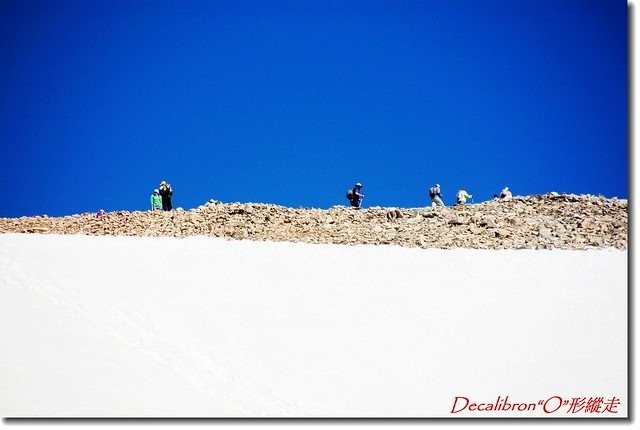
[159,181,173,211]
[347,183,365,208]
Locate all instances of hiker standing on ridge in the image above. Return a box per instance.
[429,184,444,207]
[159,181,173,211]
[347,183,365,208]
[456,188,473,205]
[150,189,162,211]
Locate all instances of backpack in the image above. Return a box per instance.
[429,187,437,198]
[346,189,354,201]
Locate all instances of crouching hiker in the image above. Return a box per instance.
[346,183,365,208]
[499,187,512,200]
[456,188,473,205]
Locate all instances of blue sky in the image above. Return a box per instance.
[0,0,627,217]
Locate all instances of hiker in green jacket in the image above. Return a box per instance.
[150,189,162,211]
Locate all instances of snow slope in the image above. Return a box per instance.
[0,234,627,418]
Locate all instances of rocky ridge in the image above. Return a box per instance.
[0,194,627,250]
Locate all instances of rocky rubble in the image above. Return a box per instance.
[0,194,628,250]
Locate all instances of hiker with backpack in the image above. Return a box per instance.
[429,184,444,207]
[456,188,473,205]
[499,187,512,200]
[346,183,365,208]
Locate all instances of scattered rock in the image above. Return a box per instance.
[579,218,596,230]
[386,209,403,221]
[538,228,553,239]
[448,217,467,226]
[479,217,498,228]
[494,228,511,238]
[0,195,627,250]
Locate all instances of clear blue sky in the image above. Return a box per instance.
[1,0,627,217]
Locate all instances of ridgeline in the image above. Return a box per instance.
[0,194,627,250]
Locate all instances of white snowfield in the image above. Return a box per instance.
[0,234,627,418]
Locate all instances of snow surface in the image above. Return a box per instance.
[0,234,627,419]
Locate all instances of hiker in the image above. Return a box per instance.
[456,188,473,205]
[159,181,173,211]
[499,187,512,200]
[347,183,365,208]
[96,209,106,218]
[429,184,444,207]
[150,189,162,211]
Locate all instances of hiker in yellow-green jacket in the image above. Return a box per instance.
[150,189,162,211]
[456,188,473,205]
